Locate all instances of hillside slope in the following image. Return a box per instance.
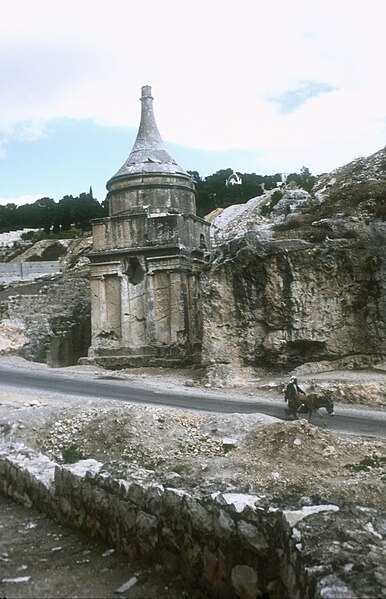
[203,148,386,383]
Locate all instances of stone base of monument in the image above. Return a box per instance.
[80,343,202,369]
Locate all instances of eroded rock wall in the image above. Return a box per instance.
[201,231,386,376]
[0,237,93,367]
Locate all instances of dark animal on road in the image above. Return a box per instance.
[285,392,335,423]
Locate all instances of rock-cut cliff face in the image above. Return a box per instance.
[202,148,386,381]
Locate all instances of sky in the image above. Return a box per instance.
[1,0,385,205]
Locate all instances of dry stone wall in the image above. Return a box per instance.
[0,261,60,284]
[1,442,385,599]
[0,275,90,366]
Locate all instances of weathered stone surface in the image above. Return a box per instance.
[203,546,228,592]
[231,564,261,599]
[213,492,262,513]
[0,273,91,366]
[237,520,269,553]
[199,148,386,380]
[1,441,385,598]
[283,504,340,527]
[213,508,236,540]
[202,233,386,375]
[86,86,210,369]
[0,319,28,353]
[0,261,60,284]
[1,144,385,378]
[186,496,214,536]
[134,510,159,551]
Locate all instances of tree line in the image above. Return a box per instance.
[191,166,315,217]
[0,189,107,236]
[0,167,315,235]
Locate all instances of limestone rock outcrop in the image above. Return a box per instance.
[202,148,386,381]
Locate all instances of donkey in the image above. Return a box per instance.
[285,392,335,423]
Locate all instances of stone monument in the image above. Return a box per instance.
[86,85,210,368]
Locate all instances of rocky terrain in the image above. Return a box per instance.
[203,147,386,385]
[1,356,385,509]
[0,236,92,366]
[0,147,386,596]
[33,402,386,507]
[0,356,385,597]
[0,148,385,381]
[0,494,201,599]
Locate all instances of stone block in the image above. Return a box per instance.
[231,564,261,599]
[186,496,214,537]
[203,546,228,593]
[237,520,269,554]
[134,510,159,555]
[213,508,237,541]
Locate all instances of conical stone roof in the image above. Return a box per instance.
[108,85,188,185]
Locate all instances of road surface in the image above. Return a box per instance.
[0,364,385,440]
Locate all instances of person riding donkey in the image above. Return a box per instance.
[284,376,306,419]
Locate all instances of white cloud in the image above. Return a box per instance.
[0,0,385,174]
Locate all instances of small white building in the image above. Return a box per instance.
[226,171,242,186]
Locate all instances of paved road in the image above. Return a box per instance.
[0,364,385,440]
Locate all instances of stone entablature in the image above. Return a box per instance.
[91,211,209,253]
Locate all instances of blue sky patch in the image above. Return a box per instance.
[271,81,336,114]
[0,118,260,203]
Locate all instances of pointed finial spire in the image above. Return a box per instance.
[129,85,169,159]
[141,85,152,98]
[108,85,189,183]
[106,85,197,214]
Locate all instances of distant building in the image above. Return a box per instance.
[226,171,242,186]
[277,173,289,187]
[86,86,210,368]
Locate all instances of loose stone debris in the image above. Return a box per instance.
[21,402,384,507]
[0,358,385,597]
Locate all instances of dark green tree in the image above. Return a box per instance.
[73,192,106,230]
[193,169,267,217]
[34,197,57,234]
[0,191,107,235]
[3,203,18,231]
[287,166,316,192]
[57,195,76,231]
[187,170,202,184]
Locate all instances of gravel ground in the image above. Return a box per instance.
[0,496,204,599]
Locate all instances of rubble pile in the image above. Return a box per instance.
[31,403,386,506]
[36,406,226,467]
